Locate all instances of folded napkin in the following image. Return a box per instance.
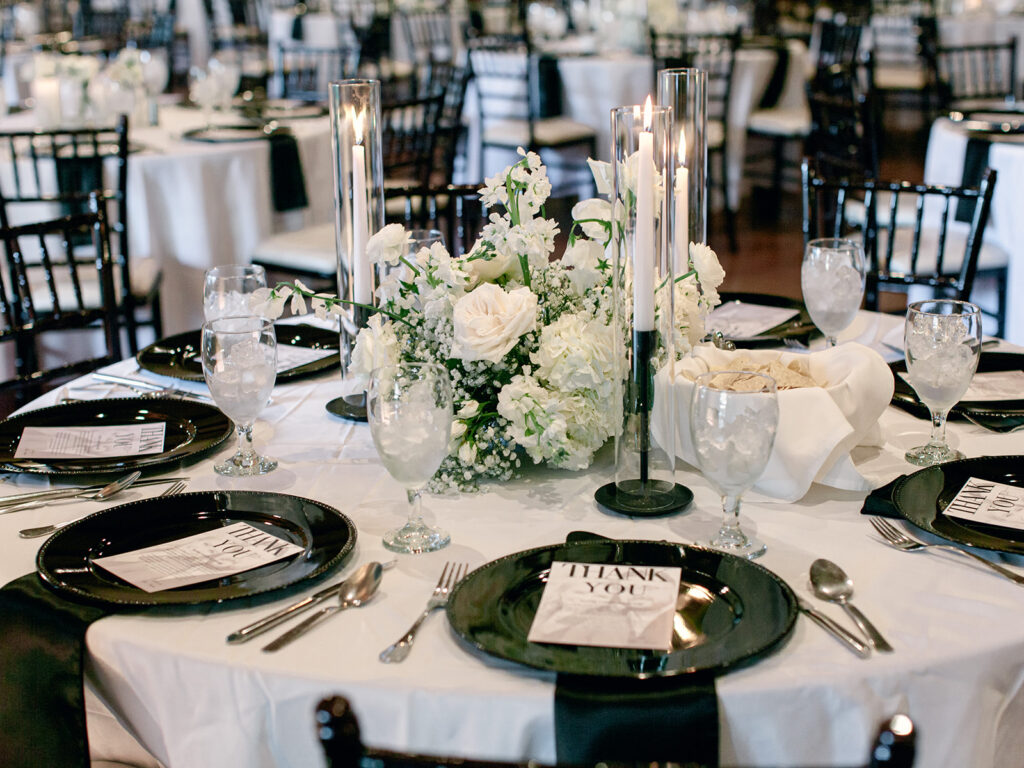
[956,137,990,223]
[0,573,115,768]
[554,531,718,767]
[531,55,563,119]
[653,343,895,502]
[267,130,309,212]
[859,475,907,519]
[757,43,790,110]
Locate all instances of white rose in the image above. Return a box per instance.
[366,224,410,266]
[571,198,612,241]
[690,241,725,307]
[462,243,517,285]
[450,283,538,363]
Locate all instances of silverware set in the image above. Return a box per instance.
[1,475,188,513]
[801,557,892,658]
[91,372,214,402]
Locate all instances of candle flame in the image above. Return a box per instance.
[643,95,652,131]
[678,127,687,165]
[347,106,365,145]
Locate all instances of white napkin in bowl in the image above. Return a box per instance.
[652,343,894,502]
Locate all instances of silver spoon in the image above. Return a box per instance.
[261,562,383,653]
[17,471,149,538]
[810,558,894,653]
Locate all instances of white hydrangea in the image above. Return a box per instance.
[531,313,617,400]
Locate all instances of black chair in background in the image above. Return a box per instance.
[935,38,1018,111]
[0,116,163,355]
[316,696,917,768]
[801,158,1004,330]
[427,58,472,185]
[867,14,942,141]
[399,8,456,66]
[271,43,362,101]
[72,0,129,51]
[467,33,597,198]
[0,201,121,401]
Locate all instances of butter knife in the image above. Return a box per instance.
[798,598,871,659]
[226,559,395,645]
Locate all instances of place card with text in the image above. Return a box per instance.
[945,477,1024,531]
[275,345,336,374]
[707,302,800,340]
[14,423,167,459]
[527,561,682,651]
[93,522,305,593]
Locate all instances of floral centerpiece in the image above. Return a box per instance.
[255,150,724,490]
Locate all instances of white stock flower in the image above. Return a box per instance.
[587,158,613,196]
[450,283,538,363]
[505,218,558,272]
[531,313,617,399]
[348,314,399,382]
[457,400,480,419]
[571,198,612,241]
[497,374,567,464]
[367,224,411,266]
[689,241,725,306]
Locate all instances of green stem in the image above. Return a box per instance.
[270,282,415,328]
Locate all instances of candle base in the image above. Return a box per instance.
[594,481,693,517]
[325,394,367,422]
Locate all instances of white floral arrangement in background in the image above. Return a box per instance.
[105,49,146,90]
[255,150,725,490]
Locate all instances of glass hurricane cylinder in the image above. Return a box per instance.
[602,103,687,516]
[658,68,707,274]
[329,78,385,368]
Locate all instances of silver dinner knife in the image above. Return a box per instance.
[91,372,213,402]
[226,560,396,645]
[798,598,871,659]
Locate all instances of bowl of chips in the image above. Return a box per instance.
[652,343,894,501]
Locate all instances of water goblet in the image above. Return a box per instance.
[690,371,779,559]
[204,264,267,321]
[903,299,982,466]
[368,362,454,554]
[187,65,217,128]
[202,316,278,476]
[801,237,867,347]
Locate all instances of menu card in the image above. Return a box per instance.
[707,302,799,339]
[93,522,305,593]
[945,478,1024,532]
[897,370,1024,402]
[527,561,682,651]
[275,345,335,374]
[14,423,166,459]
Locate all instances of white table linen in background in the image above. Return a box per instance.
[923,118,1024,344]
[5,312,1024,768]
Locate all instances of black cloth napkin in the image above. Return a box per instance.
[859,475,909,519]
[291,4,305,41]
[757,44,790,111]
[553,532,719,768]
[0,573,117,768]
[267,130,309,212]
[532,55,563,120]
[955,137,991,223]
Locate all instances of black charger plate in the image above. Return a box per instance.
[446,539,797,679]
[890,352,1024,430]
[36,490,356,606]
[711,292,818,348]
[892,455,1024,555]
[0,399,232,475]
[137,324,340,383]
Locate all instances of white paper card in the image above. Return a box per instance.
[14,423,167,459]
[707,302,799,339]
[92,522,305,593]
[897,370,1024,403]
[527,561,682,651]
[275,345,335,373]
[944,477,1024,531]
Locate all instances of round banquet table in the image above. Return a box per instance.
[4,312,1024,768]
[0,104,336,336]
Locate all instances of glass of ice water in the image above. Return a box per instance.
[903,299,982,466]
[690,371,779,559]
[202,316,278,476]
[204,264,267,321]
[368,362,453,554]
[801,238,867,347]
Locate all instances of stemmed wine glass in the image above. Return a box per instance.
[690,371,779,559]
[801,238,867,347]
[903,299,982,466]
[368,362,453,554]
[204,264,267,321]
[202,316,278,476]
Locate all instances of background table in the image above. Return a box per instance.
[5,312,1024,768]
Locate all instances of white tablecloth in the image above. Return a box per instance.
[923,117,1024,343]
[5,312,1024,768]
[0,105,336,335]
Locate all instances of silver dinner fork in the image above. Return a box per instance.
[869,517,1024,586]
[379,562,468,663]
[18,480,189,539]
